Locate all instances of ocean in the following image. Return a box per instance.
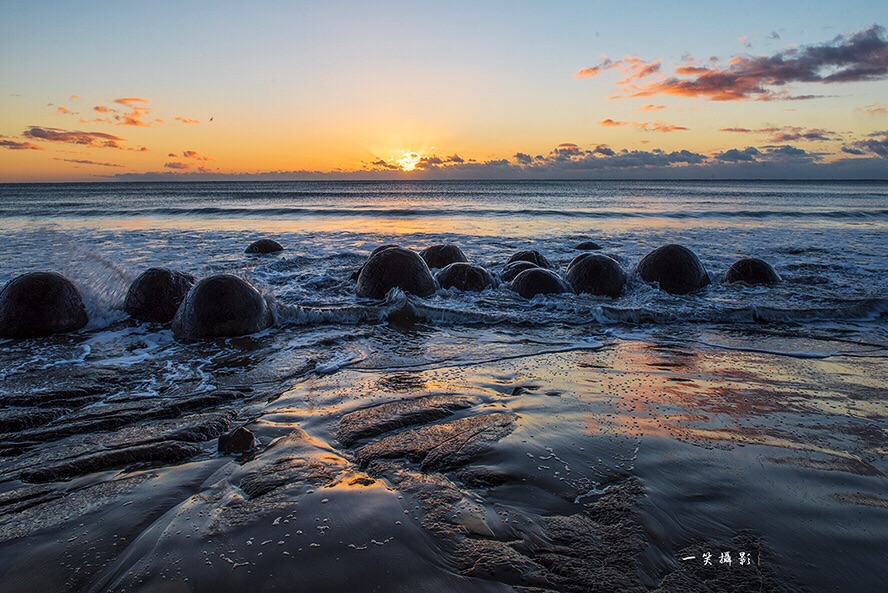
[0,180,885,592]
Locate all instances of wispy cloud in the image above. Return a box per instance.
[574,56,661,83]
[581,25,888,101]
[842,134,888,157]
[23,126,126,149]
[54,158,123,168]
[56,106,77,115]
[164,161,191,169]
[174,116,200,124]
[111,97,154,127]
[855,102,887,115]
[0,139,44,151]
[720,125,835,142]
[635,104,666,112]
[181,150,211,161]
[69,94,81,101]
[598,119,689,132]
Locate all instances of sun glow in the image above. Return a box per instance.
[395,152,422,171]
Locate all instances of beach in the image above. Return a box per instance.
[0,180,885,592]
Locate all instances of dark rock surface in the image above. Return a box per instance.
[500,260,540,282]
[218,426,256,454]
[435,262,496,292]
[172,274,273,340]
[506,249,554,269]
[566,253,626,297]
[338,395,475,446]
[724,258,781,285]
[0,272,88,339]
[355,247,436,299]
[575,240,602,250]
[245,239,284,254]
[635,244,711,295]
[419,244,468,269]
[124,267,195,323]
[350,244,399,281]
[355,411,517,471]
[509,268,572,299]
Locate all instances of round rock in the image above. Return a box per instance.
[356,247,436,299]
[500,261,540,282]
[635,244,711,295]
[219,427,256,454]
[172,274,273,340]
[124,268,195,323]
[575,241,602,250]
[506,250,553,269]
[420,244,468,269]
[566,254,626,297]
[0,272,89,338]
[509,268,571,299]
[245,239,284,254]
[436,263,496,292]
[724,258,781,285]
[350,244,399,281]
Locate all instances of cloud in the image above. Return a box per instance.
[598,119,688,132]
[69,95,81,101]
[635,104,666,112]
[601,25,888,101]
[114,97,150,107]
[111,97,154,127]
[174,117,200,124]
[855,102,887,115]
[22,126,126,149]
[514,152,533,164]
[842,135,888,157]
[574,56,661,83]
[181,150,211,161]
[56,107,76,115]
[0,139,44,151]
[719,125,835,142]
[715,147,761,161]
[54,158,123,168]
[164,161,191,169]
[93,105,115,113]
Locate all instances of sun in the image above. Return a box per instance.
[395,152,422,172]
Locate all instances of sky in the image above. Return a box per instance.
[0,1,886,181]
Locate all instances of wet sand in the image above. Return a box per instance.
[0,323,884,592]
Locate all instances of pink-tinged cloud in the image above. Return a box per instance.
[93,105,115,113]
[855,103,887,115]
[164,161,190,169]
[56,107,76,115]
[636,104,666,112]
[54,158,123,168]
[108,97,155,127]
[0,139,44,151]
[598,119,688,132]
[599,118,629,127]
[174,116,200,124]
[22,126,126,148]
[181,150,211,161]
[69,95,81,101]
[842,135,888,157]
[720,126,835,142]
[168,152,178,157]
[114,97,150,107]
[574,56,661,83]
[626,25,888,101]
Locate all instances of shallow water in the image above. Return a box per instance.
[0,180,885,592]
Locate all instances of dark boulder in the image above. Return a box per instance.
[635,244,711,295]
[575,241,602,250]
[172,274,273,340]
[245,239,284,254]
[724,258,781,285]
[219,427,256,454]
[500,260,540,282]
[420,244,468,269]
[350,244,399,281]
[436,263,496,292]
[566,254,626,297]
[124,268,195,323]
[356,247,436,299]
[0,272,88,338]
[509,268,571,299]
[506,249,553,269]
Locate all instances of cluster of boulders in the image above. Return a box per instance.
[0,237,781,341]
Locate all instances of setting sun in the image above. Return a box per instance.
[395,151,422,172]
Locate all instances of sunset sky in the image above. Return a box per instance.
[1,1,886,181]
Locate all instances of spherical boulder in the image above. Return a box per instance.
[500,260,540,282]
[350,244,399,281]
[724,258,781,285]
[509,268,572,299]
[219,427,256,454]
[356,247,436,299]
[124,268,195,323]
[506,250,553,269]
[575,241,602,251]
[172,274,273,340]
[436,263,496,292]
[245,239,284,254]
[0,272,89,338]
[635,244,711,295]
[420,244,468,269]
[566,254,626,297]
